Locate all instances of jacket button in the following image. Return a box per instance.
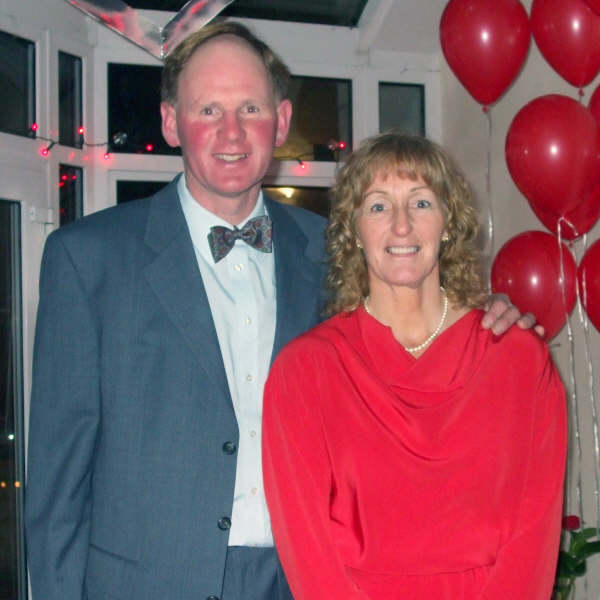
[222,441,237,455]
[206,596,219,600]
[217,517,231,530]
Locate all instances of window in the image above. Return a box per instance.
[117,180,168,204]
[59,165,83,225]
[263,186,330,218]
[0,199,26,600]
[0,31,35,138]
[379,82,425,136]
[108,63,179,156]
[59,51,83,148]
[274,76,351,163]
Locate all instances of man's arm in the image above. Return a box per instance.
[25,232,101,600]
[481,293,544,337]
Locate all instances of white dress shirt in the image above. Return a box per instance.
[178,176,276,547]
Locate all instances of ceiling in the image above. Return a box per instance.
[127,0,447,55]
[128,0,369,27]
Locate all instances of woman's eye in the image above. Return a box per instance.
[415,199,431,208]
[369,202,386,213]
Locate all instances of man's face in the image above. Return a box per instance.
[161,35,292,215]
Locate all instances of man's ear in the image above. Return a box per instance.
[160,101,180,148]
[274,98,292,148]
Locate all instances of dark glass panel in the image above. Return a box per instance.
[117,180,169,204]
[263,186,329,218]
[275,76,351,164]
[59,51,83,148]
[0,31,35,138]
[59,164,84,225]
[108,63,180,156]
[0,200,26,600]
[379,82,425,136]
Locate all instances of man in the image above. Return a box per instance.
[25,21,534,600]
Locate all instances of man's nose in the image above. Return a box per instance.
[219,111,245,141]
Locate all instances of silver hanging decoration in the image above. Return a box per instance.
[64,0,234,60]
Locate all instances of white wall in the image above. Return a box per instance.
[441,0,600,595]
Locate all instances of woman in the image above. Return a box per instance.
[262,133,566,599]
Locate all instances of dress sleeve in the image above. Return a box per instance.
[262,346,368,600]
[25,233,101,600]
[481,350,567,600]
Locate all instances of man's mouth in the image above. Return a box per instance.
[215,153,248,162]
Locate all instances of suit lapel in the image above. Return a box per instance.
[267,197,324,362]
[142,180,231,401]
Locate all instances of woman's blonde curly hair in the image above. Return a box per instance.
[325,133,488,315]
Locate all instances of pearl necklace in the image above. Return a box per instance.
[363,287,449,354]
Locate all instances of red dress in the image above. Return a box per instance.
[263,308,566,599]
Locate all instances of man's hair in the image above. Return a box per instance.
[325,132,488,315]
[161,20,291,105]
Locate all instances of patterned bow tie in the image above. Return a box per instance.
[208,215,273,263]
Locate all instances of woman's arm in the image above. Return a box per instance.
[481,353,567,599]
[263,348,368,600]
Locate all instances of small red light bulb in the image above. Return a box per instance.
[78,126,85,135]
[145,143,154,152]
[31,123,39,132]
[338,141,346,150]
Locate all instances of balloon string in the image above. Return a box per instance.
[557,221,585,527]
[576,233,600,537]
[485,109,494,260]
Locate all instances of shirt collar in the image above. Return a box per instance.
[178,174,268,263]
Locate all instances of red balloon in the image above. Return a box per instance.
[578,239,600,332]
[491,231,577,340]
[505,94,600,216]
[531,0,600,87]
[530,183,600,240]
[584,0,600,15]
[440,0,530,106]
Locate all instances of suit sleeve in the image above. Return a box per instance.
[262,347,368,600]
[25,232,101,600]
[481,350,567,600]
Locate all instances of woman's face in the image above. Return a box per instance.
[354,171,446,294]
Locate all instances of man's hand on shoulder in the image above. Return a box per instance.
[481,293,545,337]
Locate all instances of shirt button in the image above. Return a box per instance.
[250,430,257,438]
[245,316,252,325]
[222,441,237,455]
[246,374,253,382]
[217,517,231,530]
[234,263,243,272]
[251,487,258,496]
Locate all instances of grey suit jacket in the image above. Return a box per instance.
[25,177,328,600]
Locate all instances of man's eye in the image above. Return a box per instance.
[200,106,215,115]
[245,105,259,113]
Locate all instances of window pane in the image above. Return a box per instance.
[0,31,35,138]
[0,199,26,600]
[274,76,352,163]
[59,51,83,148]
[108,64,180,156]
[117,180,168,204]
[379,82,425,136]
[263,186,329,218]
[59,165,83,225]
